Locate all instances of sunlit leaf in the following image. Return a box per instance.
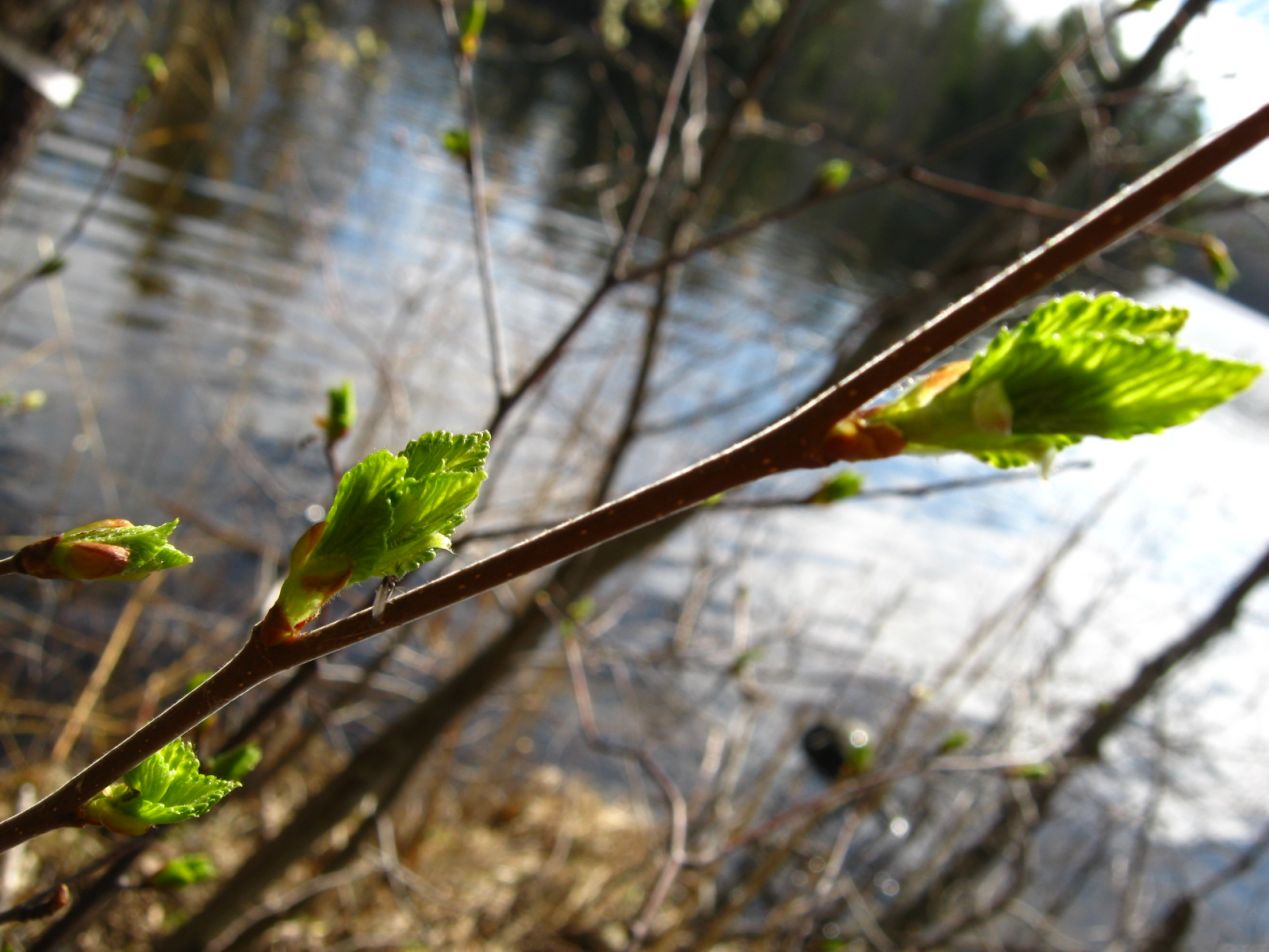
[82,740,240,836]
[830,293,1260,470]
[263,431,489,639]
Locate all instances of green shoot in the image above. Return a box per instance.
[1201,234,1238,291]
[460,0,487,58]
[814,159,853,195]
[150,853,218,888]
[442,128,472,163]
[938,730,972,754]
[12,519,192,582]
[81,740,240,837]
[207,742,262,783]
[811,469,864,504]
[260,431,489,642]
[826,292,1261,470]
[317,379,356,446]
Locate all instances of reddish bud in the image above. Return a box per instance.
[823,417,907,462]
[60,542,131,579]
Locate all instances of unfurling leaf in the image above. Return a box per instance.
[82,740,240,836]
[814,159,852,195]
[442,128,472,162]
[1201,234,1238,291]
[317,379,356,446]
[826,293,1260,470]
[460,0,487,58]
[207,742,262,782]
[13,519,192,582]
[260,431,489,642]
[1006,761,1054,780]
[811,469,864,504]
[150,853,217,888]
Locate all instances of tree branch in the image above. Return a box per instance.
[1,103,1265,857]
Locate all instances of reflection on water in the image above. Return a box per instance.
[1,0,1267,929]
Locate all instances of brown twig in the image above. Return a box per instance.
[539,593,688,951]
[907,165,1212,247]
[51,574,163,762]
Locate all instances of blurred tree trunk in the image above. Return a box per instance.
[0,0,121,199]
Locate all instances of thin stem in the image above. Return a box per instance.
[439,0,511,400]
[906,165,1211,248]
[487,3,714,433]
[610,0,717,279]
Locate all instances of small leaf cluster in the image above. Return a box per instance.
[82,740,240,837]
[150,853,218,888]
[264,431,489,640]
[15,519,192,582]
[827,293,1261,470]
[317,379,356,446]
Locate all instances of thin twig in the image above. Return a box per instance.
[439,0,511,400]
[610,0,717,280]
[541,593,688,950]
[907,166,1211,248]
[51,574,163,762]
[487,2,715,432]
[0,107,141,314]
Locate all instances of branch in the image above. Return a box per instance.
[906,166,1211,248]
[1,103,1265,856]
[487,1,716,432]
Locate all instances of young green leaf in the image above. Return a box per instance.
[261,431,489,641]
[937,730,972,754]
[317,379,356,446]
[12,519,192,582]
[811,469,864,504]
[207,742,262,783]
[814,158,852,195]
[442,128,472,162]
[1201,234,1238,291]
[81,740,240,837]
[150,853,217,888]
[460,0,487,58]
[827,293,1261,470]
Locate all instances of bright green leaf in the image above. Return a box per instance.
[82,740,240,836]
[264,431,489,639]
[938,730,972,754]
[859,292,1260,469]
[461,0,487,56]
[1006,761,1054,780]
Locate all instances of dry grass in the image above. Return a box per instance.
[7,760,713,951]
